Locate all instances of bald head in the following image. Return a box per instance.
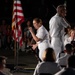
[56,5,66,11]
[56,5,67,17]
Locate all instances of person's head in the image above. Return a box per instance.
[65,27,71,35]
[42,47,56,62]
[68,55,75,68]
[33,18,42,29]
[56,5,67,17]
[65,44,73,54]
[0,56,7,69]
[27,20,31,27]
[69,29,75,39]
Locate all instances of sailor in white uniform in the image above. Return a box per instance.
[49,5,70,59]
[29,18,50,61]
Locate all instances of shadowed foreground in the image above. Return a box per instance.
[0,48,38,75]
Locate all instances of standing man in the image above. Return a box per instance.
[29,18,50,61]
[49,5,70,59]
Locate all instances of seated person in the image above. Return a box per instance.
[64,29,75,46]
[33,48,61,75]
[0,56,12,75]
[64,27,71,41]
[56,44,73,67]
[55,55,75,75]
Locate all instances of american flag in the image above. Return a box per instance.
[12,0,24,46]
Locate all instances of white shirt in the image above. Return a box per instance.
[64,37,75,46]
[49,13,69,59]
[56,53,71,66]
[33,61,60,75]
[36,25,50,61]
[49,14,68,38]
[64,34,70,41]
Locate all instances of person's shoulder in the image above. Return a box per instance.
[58,54,67,61]
[56,54,67,63]
[60,68,75,75]
[44,62,59,67]
[51,14,60,21]
[38,61,52,67]
[36,61,45,69]
[54,68,65,75]
[52,62,60,67]
[0,71,5,75]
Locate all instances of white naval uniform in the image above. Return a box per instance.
[33,61,60,75]
[49,13,69,59]
[64,37,75,46]
[36,25,50,61]
[56,53,71,66]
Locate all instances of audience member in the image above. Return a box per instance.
[49,5,70,60]
[0,56,12,75]
[64,29,75,46]
[56,44,73,67]
[29,18,50,61]
[0,20,8,49]
[64,27,71,40]
[33,48,61,75]
[55,55,75,75]
[24,19,33,49]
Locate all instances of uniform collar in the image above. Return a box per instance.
[37,25,43,32]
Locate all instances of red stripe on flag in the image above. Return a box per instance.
[14,9,23,13]
[17,19,24,26]
[14,15,24,20]
[12,0,24,47]
[14,3,21,7]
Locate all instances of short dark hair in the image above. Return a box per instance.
[65,44,72,53]
[68,55,75,68]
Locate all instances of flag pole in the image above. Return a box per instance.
[12,0,19,70]
[15,0,19,69]
[12,0,25,71]
[12,0,17,68]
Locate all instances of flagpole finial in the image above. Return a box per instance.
[64,0,67,7]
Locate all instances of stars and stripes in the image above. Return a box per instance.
[12,0,24,46]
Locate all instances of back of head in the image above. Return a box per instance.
[60,55,75,75]
[68,55,75,68]
[0,56,7,69]
[65,44,73,54]
[42,47,56,62]
[0,56,6,64]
